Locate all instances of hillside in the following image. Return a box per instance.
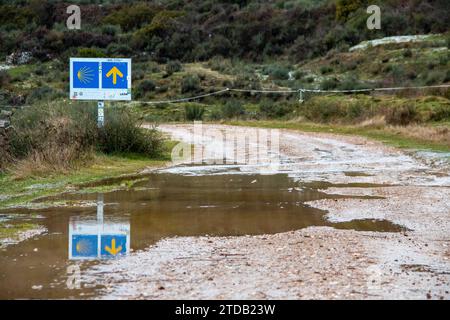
[0,0,449,156]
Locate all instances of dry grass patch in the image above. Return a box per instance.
[385,125,450,146]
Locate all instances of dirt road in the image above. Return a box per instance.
[84,124,450,299]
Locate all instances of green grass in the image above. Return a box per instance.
[0,222,41,244]
[6,64,35,78]
[227,120,450,153]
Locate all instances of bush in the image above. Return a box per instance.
[181,75,201,94]
[34,66,45,76]
[103,3,158,32]
[301,97,345,122]
[101,24,121,37]
[0,70,11,87]
[259,100,294,118]
[208,106,223,121]
[320,66,333,74]
[6,102,165,176]
[26,86,62,104]
[166,60,182,75]
[221,100,245,119]
[133,69,145,81]
[263,65,290,80]
[106,43,133,56]
[402,49,413,58]
[337,76,369,91]
[137,79,156,94]
[385,104,417,125]
[98,107,164,157]
[184,103,205,121]
[425,71,444,85]
[320,78,339,90]
[9,102,98,163]
[77,47,106,58]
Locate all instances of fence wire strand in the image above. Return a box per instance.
[129,84,450,105]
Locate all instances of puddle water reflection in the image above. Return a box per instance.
[69,195,130,260]
[0,172,403,299]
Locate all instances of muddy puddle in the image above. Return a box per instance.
[0,170,404,299]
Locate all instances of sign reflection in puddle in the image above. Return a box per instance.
[69,195,130,260]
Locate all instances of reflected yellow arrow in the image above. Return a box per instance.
[106,66,123,85]
[105,238,122,256]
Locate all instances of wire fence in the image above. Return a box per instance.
[129,84,450,105]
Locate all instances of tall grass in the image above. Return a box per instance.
[3,101,165,177]
[184,103,205,121]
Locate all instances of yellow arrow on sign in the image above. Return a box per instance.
[105,238,122,256]
[106,66,123,85]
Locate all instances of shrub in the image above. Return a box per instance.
[101,24,121,37]
[34,65,45,76]
[402,49,413,58]
[385,104,417,125]
[8,102,98,174]
[181,75,201,94]
[106,43,133,56]
[390,65,406,83]
[98,107,165,157]
[336,0,363,21]
[26,86,62,104]
[337,76,369,91]
[77,47,105,58]
[293,70,306,80]
[133,69,145,81]
[424,71,444,85]
[445,70,450,83]
[263,65,290,80]
[184,103,205,121]
[103,3,158,32]
[346,103,364,119]
[166,60,182,75]
[320,78,339,90]
[259,100,294,118]
[406,70,417,80]
[320,66,334,74]
[208,107,223,121]
[6,102,165,176]
[0,70,11,87]
[221,100,245,119]
[138,80,156,93]
[301,97,345,122]
[208,57,232,73]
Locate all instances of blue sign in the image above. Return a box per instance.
[72,61,99,89]
[71,235,98,258]
[101,235,127,257]
[102,62,128,89]
[70,58,132,101]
